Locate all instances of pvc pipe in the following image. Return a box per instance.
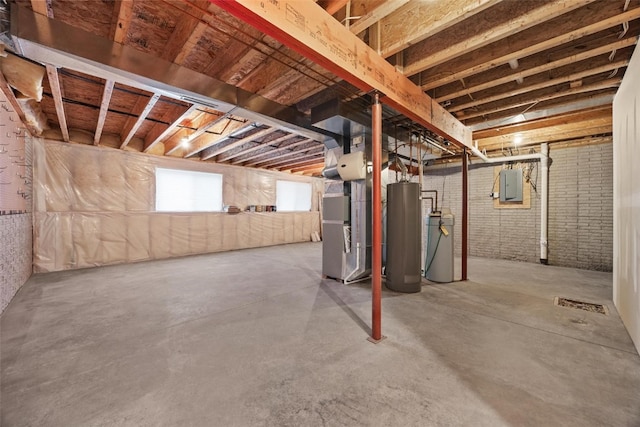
[540,143,549,264]
[371,94,383,341]
[470,144,550,265]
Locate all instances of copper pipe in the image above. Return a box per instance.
[461,147,468,281]
[371,93,382,341]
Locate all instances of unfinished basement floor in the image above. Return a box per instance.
[2,242,639,426]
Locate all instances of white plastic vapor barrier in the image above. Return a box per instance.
[33,140,323,272]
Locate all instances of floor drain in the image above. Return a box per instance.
[554,297,608,315]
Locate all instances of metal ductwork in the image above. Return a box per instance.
[6,4,335,146]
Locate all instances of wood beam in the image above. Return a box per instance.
[274,156,325,171]
[450,59,628,113]
[252,146,324,168]
[30,0,53,17]
[183,120,252,157]
[120,93,161,149]
[211,0,471,148]
[349,0,409,35]
[164,111,224,154]
[403,0,596,77]
[317,0,349,15]
[472,106,612,140]
[201,127,276,160]
[45,65,69,142]
[174,23,209,65]
[436,37,637,103]
[421,6,640,91]
[218,133,294,162]
[378,0,501,58]
[288,161,326,173]
[111,0,134,44]
[458,78,621,121]
[144,104,198,152]
[233,138,315,165]
[94,79,114,145]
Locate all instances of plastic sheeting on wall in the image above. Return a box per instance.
[33,139,323,272]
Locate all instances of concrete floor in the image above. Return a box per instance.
[1,242,639,426]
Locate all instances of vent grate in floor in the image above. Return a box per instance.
[554,297,608,315]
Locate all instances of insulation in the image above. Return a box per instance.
[33,139,322,272]
[0,54,45,101]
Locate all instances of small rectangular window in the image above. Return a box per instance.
[276,180,312,212]
[155,168,223,212]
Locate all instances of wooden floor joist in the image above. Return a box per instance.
[210,0,472,148]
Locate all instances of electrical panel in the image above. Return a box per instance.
[499,169,523,202]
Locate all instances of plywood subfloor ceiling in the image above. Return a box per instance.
[3,0,639,173]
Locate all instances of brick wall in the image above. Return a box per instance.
[1,213,32,313]
[422,143,613,271]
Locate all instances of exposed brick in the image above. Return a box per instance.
[423,144,613,271]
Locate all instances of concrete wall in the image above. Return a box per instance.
[422,143,613,271]
[612,45,640,354]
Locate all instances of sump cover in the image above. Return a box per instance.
[554,297,608,315]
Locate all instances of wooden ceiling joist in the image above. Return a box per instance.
[232,138,316,165]
[120,93,161,149]
[144,104,199,152]
[436,37,638,103]
[472,105,612,140]
[111,0,134,44]
[290,163,325,174]
[403,0,597,77]
[348,0,410,35]
[183,120,253,158]
[45,64,69,142]
[451,59,629,113]
[211,0,471,148]
[378,0,501,58]
[276,156,324,171]
[217,133,295,163]
[200,127,276,160]
[255,147,325,168]
[421,6,640,91]
[459,78,621,121]
[94,79,114,145]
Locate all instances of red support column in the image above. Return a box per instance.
[461,147,468,281]
[370,93,383,342]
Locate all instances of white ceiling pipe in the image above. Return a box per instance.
[469,144,550,265]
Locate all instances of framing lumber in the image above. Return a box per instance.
[120,93,161,149]
[94,79,114,145]
[450,59,629,113]
[210,0,471,148]
[111,0,134,44]
[318,0,349,15]
[218,133,295,162]
[403,0,596,77]
[144,104,198,152]
[274,156,325,171]
[378,0,501,58]
[421,7,640,91]
[290,163,325,173]
[251,146,324,168]
[436,37,637,103]
[458,78,621,121]
[472,105,612,140]
[45,64,69,142]
[348,0,410,35]
[232,138,315,165]
[30,0,53,17]
[200,127,276,160]
[183,120,253,157]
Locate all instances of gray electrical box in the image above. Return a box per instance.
[499,169,523,202]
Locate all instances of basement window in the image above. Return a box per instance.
[155,168,223,212]
[276,180,312,212]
